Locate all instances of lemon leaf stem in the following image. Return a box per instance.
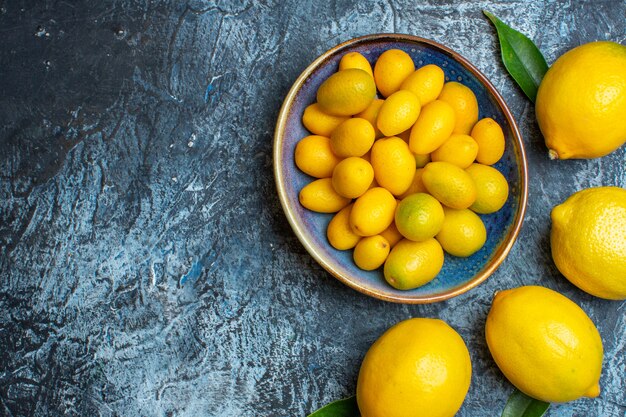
[307,395,360,417]
[501,389,550,417]
[483,10,548,102]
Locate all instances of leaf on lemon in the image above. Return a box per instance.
[307,395,360,417]
[483,10,548,102]
[501,389,550,417]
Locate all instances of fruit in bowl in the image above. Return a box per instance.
[274,34,527,303]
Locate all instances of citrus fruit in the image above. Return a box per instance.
[332,157,374,199]
[551,186,626,299]
[330,117,375,157]
[395,193,444,242]
[409,99,456,154]
[350,187,397,237]
[327,204,361,250]
[486,285,603,403]
[471,117,505,165]
[377,90,421,137]
[438,81,479,135]
[370,137,416,196]
[400,64,445,105]
[353,235,391,270]
[374,49,415,97]
[294,135,341,178]
[383,238,444,290]
[299,178,351,213]
[465,163,509,214]
[436,208,486,257]
[422,161,477,209]
[317,68,376,116]
[301,103,349,137]
[535,41,626,159]
[430,133,479,168]
[357,318,471,417]
[339,51,374,77]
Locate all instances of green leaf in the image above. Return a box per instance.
[307,396,360,417]
[483,10,549,102]
[501,389,550,417]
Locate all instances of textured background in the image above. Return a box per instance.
[1,1,625,416]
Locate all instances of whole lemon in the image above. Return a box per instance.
[409,99,456,154]
[383,238,444,290]
[436,207,486,257]
[330,118,375,157]
[536,41,626,159]
[317,68,376,116]
[551,186,626,299]
[339,51,374,77]
[299,178,350,213]
[395,193,445,242]
[485,286,603,403]
[331,157,374,199]
[357,318,472,417]
[430,133,479,169]
[353,235,390,271]
[400,64,445,105]
[438,81,479,135]
[422,161,477,209]
[370,137,416,196]
[373,49,415,97]
[465,163,509,214]
[301,103,349,137]
[294,135,341,178]
[350,187,397,237]
[377,90,421,137]
[327,204,361,251]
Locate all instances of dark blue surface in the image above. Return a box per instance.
[0,1,624,416]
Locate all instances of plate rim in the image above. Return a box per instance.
[273,33,529,304]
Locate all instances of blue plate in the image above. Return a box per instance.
[274,34,528,303]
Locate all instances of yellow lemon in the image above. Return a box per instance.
[357,318,472,417]
[350,187,397,236]
[395,193,444,242]
[301,103,349,137]
[486,286,603,403]
[371,137,416,196]
[327,204,361,250]
[353,235,391,270]
[551,186,626,299]
[471,117,505,165]
[299,178,351,213]
[400,64,445,105]
[331,157,374,199]
[438,81,479,134]
[374,49,416,97]
[317,68,376,116]
[431,133,479,168]
[330,118,375,157]
[383,238,444,290]
[339,51,374,77]
[377,90,421,137]
[436,208,486,257]
[380,222,403,248]
[294,135,342,178]
[465,163,509,214]
[409,100,456,154]
[398,168,427,199]
[422,162,477,209]
[536,41,626,159]
[356,98,385,138]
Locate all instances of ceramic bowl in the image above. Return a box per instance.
[274,34,528,303]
